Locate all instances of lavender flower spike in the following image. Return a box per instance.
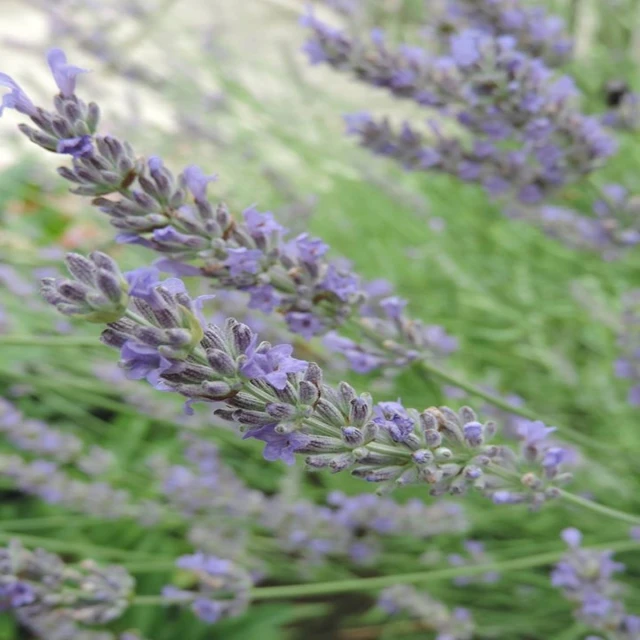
[44,252,572,506]
[1,48,457,375]
[0,539,133,628]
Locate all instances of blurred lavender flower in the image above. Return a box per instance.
[434,0,573,65]
[0,453,136,519]
[552,529,640,638]
[302,14,614,205]
[0,539,133,628]
[162,552,252,624]
[0,399,83,463]
[378,584,474,639]
[505,183,640,258]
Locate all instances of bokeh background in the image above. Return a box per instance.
[1,1,640,638]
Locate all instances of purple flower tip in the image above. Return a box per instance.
[46,48,88,97]
[561,527,582,548]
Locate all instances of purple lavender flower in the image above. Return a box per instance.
[292,233,329,264]
[243,424,309,465]
[373,401,415,443]
[247,284,280,313]
[552,529,636,636]
[163,551,251,623]
[224,248,263,277]
[181,164,217,201]
[243,207,285,238]
[125,267,161,305]
[56,134,93,157]
[240,341,307,389]
[321,265,359,301]
[285,311,324,339]
[0,74,36,117]
[47,48,88,96]
[120,340,172,387]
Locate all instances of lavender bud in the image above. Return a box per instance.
[352,466,404,482]
[424,429,442,448]
[314,398,346,428]
[412,449,434,465]
[341,426,364,446]
[303,362,323,386]
[266,403,297,420]
[349,395,372,427]
[201,381,233,399]
[338,381,357,405]
[299,380,320,405]
[206,349,237,377]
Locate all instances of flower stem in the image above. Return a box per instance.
[0,531,162,561]
[558,489,640,526]
[130,538,639,605]
[0,335,103,347]
[415,359,619,453]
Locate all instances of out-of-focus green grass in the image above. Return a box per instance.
[2,1,640,639]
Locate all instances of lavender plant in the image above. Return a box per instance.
[0,47,458,379]
[1,6,640,638]
[302,12,614,206]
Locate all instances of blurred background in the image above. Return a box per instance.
[1,0,640,638]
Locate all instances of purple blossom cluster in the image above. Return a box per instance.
[0,398,113,471]
[0,539,134,631]
[302,13,615,205]
[552,529,640,638]
[432,0,572,65]
[505,183,640,257]
[162,552,252,624]
[0,453,136,518]
[152,434,469,569]
[377,584,474,639]
[39,251,572,506]
[0,48,457,375]
[614,290,640,406]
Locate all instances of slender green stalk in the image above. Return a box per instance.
[0,335,103,347]
[0,531,163,561]
[130,538,639,605]
[558,489,640,526]
[0,515,118,530]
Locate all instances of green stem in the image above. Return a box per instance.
[0,531,162,561]
[1,514,129,531]
[130,538,639,605]
[0,335,103,347]
[415,359,619,453]
[558,489,640,526]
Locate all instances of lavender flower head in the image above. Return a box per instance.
[0,539,133,627]
[378,584,474,639]
[162,552,252,624]
[552,530,640,637]
[40,251,572,507]
[303,13,615,205]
